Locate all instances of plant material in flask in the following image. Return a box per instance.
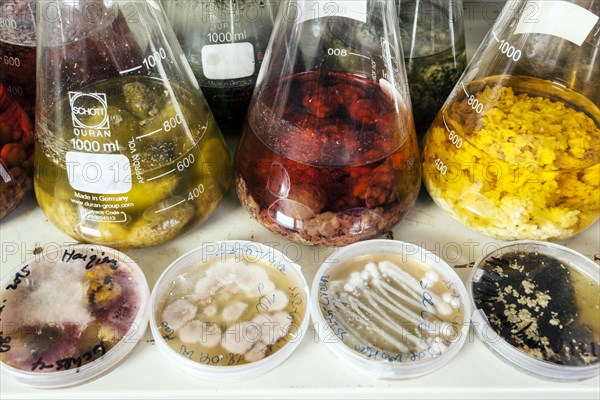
[235,71,421,246]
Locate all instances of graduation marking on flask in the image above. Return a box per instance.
[2,55,20,67]
[491,31,522,62]
[434,158,448,176]
[0,17,17,30]
[155,199,186,214]
[6,85,23,97]
[462,83,484,114]
[443,116,462,149]
[142,48,168,69]
[119,47,169,75]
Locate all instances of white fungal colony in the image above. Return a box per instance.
[323,255,465,358]
[161,300,197,331]
[179,321,222,347]
[158,258,305,366]
[3,258,94,328]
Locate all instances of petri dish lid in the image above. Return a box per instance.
[469,241,600,381]
[0,244,150,389]
[149,240,310,382]
[310,239,471,379]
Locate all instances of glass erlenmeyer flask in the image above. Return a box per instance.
[0,0,36,219]
[163,0,279,136]
[423,0,600,241]
[35,0,231,248]
[234,0,421,246]
[398,0,466,139]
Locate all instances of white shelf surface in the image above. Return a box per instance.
[1,191,599,399]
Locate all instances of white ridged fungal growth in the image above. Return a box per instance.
[179,321,222,347]
[222,301,248,321]
[161,299,197,330]
[156,251,306,367]
[324,257,465,358]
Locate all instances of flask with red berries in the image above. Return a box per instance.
[0,0,36,219]
[234,0,421,246]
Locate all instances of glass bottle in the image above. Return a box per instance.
[234,0,421,246]
[422,0,600,241]
[0,0,36,219]
[163,0,279,135]
[398,0,467,139]
[35,0,231,247]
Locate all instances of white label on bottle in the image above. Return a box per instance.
[515,0,599,46]
[201,42,256,80]
[296,0,367,24]
[66,152,132,194]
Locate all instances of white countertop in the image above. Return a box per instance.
[1,189,599,399]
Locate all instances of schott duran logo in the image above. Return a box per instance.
[69,92,110,130]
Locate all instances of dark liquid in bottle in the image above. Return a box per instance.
[399,0,467,139]
[235,71,421,246]
[200,83,254,136]
[405,45,466,138]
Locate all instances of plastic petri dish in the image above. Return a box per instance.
[469,241,600,381]
[0,244,150,388]
[150,241,310,381]
[311,239,471,379]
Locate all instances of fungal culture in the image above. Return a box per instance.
[472,249,600,367]
[154,252,307,367]
[315,249,469,373]
[0,245,148,387]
